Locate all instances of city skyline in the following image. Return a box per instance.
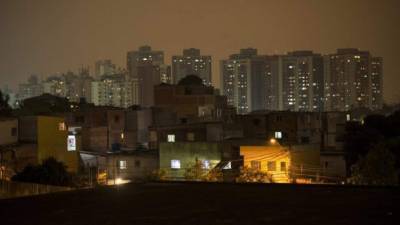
[0,0,399,104]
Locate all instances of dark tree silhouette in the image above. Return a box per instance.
[0,90,12,116]
[12,157,73,186]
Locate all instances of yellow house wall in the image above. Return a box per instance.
[37,116,79,173]
[240,146,290,183]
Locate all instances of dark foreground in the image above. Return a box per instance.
[0,182,398,225]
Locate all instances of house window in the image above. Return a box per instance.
[59,122,66,131]
[187,132,195,141]
[202,160,210,169]
[67,135,76,151]
[274,131,282,139]
[251,161,261,170]
[134,160,141,168]
[280,162,287,171]
[119,160,127,169]
[171,160,181,169]
[11,127,17,137]
[167,134,175,142]
[267,161,276,171]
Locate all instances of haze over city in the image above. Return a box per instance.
[1,0,399,103]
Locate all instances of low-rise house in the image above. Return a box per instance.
[106,150,158,183]
[16,116,80,173]
[240,143,320,183]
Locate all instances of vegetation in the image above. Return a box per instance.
[0,90,12,116]
[12,157,73,186]
[236,166,272,183]
[183,159,223,182]
[147,169,168,181]
[350,143,398,186]
[344,110,400,183]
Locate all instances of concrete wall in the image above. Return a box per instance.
[37,116,79,173]
[0,119,18,145]
[159,142,222,179]
[106,152,158,181]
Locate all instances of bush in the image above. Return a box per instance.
[12,157,73,186]
[349,143,398,186]
[236,166,272,183]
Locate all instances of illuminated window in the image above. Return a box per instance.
[67,135,76,151]
[171,160,181,169]
[119,160,127,169]
[167,134,175,142]
[267,161,276,171]
[274,131,282,139]
[59,122,66,131]
[346,114,351,121]
[251,161,261,170]
[280,162,287,171]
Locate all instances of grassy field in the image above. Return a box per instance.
[0,182,398,225]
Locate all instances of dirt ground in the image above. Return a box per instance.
[0,182,398,225]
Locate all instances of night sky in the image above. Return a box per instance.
[0,0,399,103]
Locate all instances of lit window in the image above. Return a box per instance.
[167,134,175,142]
[274,131,282,139]
[59,122,66,131]
[267,161,276,171]
[67,135,76,151]
[280,162,287,171]
[171,160,181,169]
[346,114,351,121]
[119,160,127,169]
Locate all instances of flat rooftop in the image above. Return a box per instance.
[0,182,398,225]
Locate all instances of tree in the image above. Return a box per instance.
[350,143,398,186]
[236,166,272,183]
[0,90,12,116]
[12,157,73,186]
[184,160,205,181]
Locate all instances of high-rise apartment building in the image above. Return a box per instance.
[279,51,324,111]
[220,48,267,114]
[172,48,212,85]
[127,45,164,79]
[17,75,43,100]
[221,49,325,114]
[324,48,383,111]
[95,60,116,77]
